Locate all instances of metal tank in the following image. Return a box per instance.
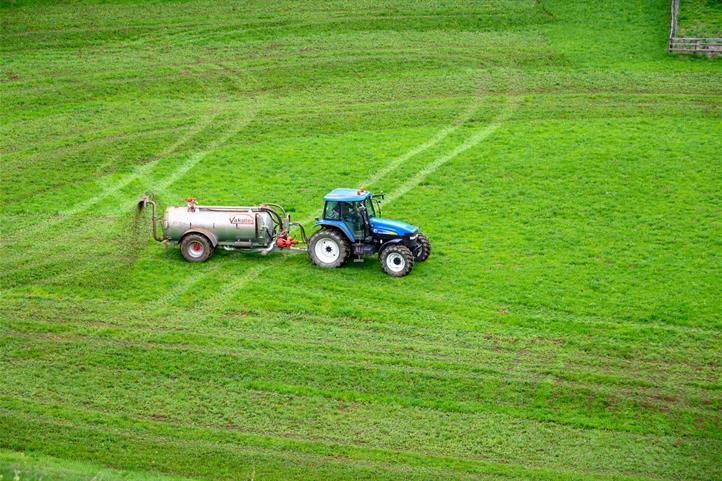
[164,204,276,248]
[138,194,307,262]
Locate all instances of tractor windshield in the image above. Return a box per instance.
[363,198,375,217]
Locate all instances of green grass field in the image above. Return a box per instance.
[1,0,720,480]
[677,0,722,37]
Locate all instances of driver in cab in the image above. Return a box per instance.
[327,201,362,228]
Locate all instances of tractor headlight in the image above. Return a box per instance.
[409,234,418,240]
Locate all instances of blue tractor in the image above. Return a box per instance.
[308,188,431,276]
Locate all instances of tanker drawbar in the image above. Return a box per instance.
[138,193,307,262]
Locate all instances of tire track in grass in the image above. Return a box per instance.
[5,112,221,243]
[0,108,219,277]
[51,110,223,218]
[9,323,710,413]
[84,66,256,212]
[151,260,275,315]
[0,300,706,382]
[142,63,263,204]
[73,87,254,292]
[145,65,263,310]
[8,89,508,294]
[150,101,261,200]
[21,77,263,287]
[10,73,259,289]
[357,98,481,189]
[7,323,720,442]
[1,66,258,281]
[1,404,660,481]
[384,94,518,204]
[183,91,518,317]
[3,124,187,168]
[4,63,246,246]
[10,299,717,411]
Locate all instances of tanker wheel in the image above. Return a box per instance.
[380,244,414,277]
[308,228,350,268]
[180,233,213,263]
[414,232,431,262]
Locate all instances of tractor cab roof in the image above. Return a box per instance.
[323,188,372,202]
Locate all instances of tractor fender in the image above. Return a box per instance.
[314,220,356,243]
[181,227,218,247]
[379,238,404,252]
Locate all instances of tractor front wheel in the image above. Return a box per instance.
[308,228,351,268]
[414,232,431,262]
[380,244,414,277]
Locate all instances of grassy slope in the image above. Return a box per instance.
[0,449,200,481]
[0,0,720,480]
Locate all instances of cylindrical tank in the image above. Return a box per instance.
[163,205,276,247]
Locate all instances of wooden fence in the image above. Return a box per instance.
[668,0,722,55]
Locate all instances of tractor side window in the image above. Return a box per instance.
[324,201,346,220]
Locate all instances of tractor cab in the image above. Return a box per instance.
[321,188,376,241]
[310,188,430,276]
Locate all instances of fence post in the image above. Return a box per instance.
[670,0,678,40]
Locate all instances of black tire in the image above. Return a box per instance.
[415,232,431,262]
[380,244,414,277]
[180,233,213,262]
[308,228,351,268]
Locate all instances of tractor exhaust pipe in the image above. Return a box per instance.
[138,193,164,242]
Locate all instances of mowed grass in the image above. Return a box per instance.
[1,0,720,480]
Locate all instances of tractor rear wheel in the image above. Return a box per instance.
[414,232,431,262]
[380,244,414,277]
[180,233,213,262]
[308,228,351,268]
